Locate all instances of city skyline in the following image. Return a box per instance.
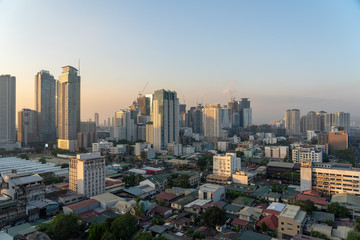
[0,0,359,123]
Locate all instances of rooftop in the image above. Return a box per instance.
[184,199,211,208]
[154,192,178,201]
[199,183,224,192]
[65,199,99,211]
[8,174,43,185]
[279,204,301,219]
[267,161,295,168]
[266,202,286,212]
[90,192,124,203]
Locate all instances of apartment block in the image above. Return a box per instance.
[292,147,323,163]
[265,146,289,159]
[278,205,307,239]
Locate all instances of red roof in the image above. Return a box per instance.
[65,199,99,211]
[254,203,268,210]
[105,179,123,187]
[263,209,281,216]
[150,205,172,215]
[256,215,278,231]
[154,192,178,201]
[295,194,327,206]
[77,209,105,221]
[302,190,321,197]
[232,218,248,226]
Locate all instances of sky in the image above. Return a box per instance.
[0,0,359,124]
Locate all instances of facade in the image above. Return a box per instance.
[0,75,16,147]
[94,113,99,127]
[35,70,57,142]
[152,89,179,151]
[285,109,300,135]
[325,112,350,132]
[213,153,241,178]
[137,96,151,116]
[198,184,225,202]
[17,109,38,145]
[57,66,81,151]
[328,131,348,154]
[167,143,182,156]
[264,146,289,159]
[203,104,221,143]
[77,121,97,151]
[278,205,307,239]
[292,147,323,163]
[242,108,252,128]
[300,161,360,196]
[69,153,105,198]
[114,109,137,142]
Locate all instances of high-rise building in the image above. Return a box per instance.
[220,106,230,129]
[57,66,81,151]
[94,113,99,127]
[35,70,57,142]
[69,153,105,198]
[213,153,241,177]
[179,104,187,128]
[239,98,251,128]
[228,99,240,129]
[285,109,300,135]
[0,75,16,147]
[152,89,179,151]
[18,109,38,146]
[188,104,203,135]
[242,108,252,128]
[324,112,350,132]
[114,109,137,142]
[137,96,151,116]
[203,104,221,143]
[77,122,97,151]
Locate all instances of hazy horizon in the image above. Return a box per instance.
[1,0,359,124]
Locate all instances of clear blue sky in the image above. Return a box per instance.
[0,0,359,124]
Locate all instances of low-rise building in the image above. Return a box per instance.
[292,146,323,163]
[198,184,225,201]
[278,204,307,239]
[264,146,289,159]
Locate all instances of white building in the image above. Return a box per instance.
[69,153,105,198]
[217,141,228,152]
[285,109,300,135]
[265,146,289,159]
[135,142,152,156]
[203,104,221,142]
[213,153,241,177]
[198,184,225,202]
[182,145,195,155]
[301,161,360,196]
[92,140,113,152]
[292,147,323,163]
[110,144,127,154]
[167,143,182,156]
[307,130,321,142]
[0,75,16,149]
[242,108,252,128]
[114,109,137,142]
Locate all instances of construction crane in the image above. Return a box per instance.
[138,81,149,98]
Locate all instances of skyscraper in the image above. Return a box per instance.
[0,75,16,147]
[94,113,99,127]
[18,109,38,146]
[203,104,221,143]
[242,108,252,128]
[152,89,179,151]
[239,98,251,128]
[57,66,81,151]
[35,70,57,142]
[285,109,300,135]
[179,104,187,128]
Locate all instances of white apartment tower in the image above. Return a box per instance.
[213,153,241,177]
[35,70,57,142]
[69,153,105,198]
[0,75,16,146]
[57,66,81,151]
[285,109,300,135]
[152,89,179,151]
[203,104,221,143]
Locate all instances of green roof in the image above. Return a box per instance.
[225,213,238,219]
[312,211,335,222]
[87,212,119,224]
[331,193,360,210]
[251,186,271,198]
[232,196,254,207]
[266,192,282,198]
[223,204,243,212]
[225,186,248,193]
[7,223,36,237]
[173,195,197,206]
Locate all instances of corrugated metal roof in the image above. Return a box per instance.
[9,174,43,185]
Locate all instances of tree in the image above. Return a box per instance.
[197,157,208,171]
[122,173,145,188]
[186,228,195,237]
[347,230,360,240]
[152,214,164,225]
[110,213,138,240]
[296,199,316,214]
[311,231,329,240]
[36,213,86,240]
[133,201,145,217]
[61,163,69,168]
[326,202,351,218]
[271,182,283,193]
[88,218,107,240]
[354,217,360,231]
[134,232,154,240]
[201,206,226,228]
[260,221,267,232]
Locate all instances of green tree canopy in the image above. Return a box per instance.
[110,213,138,240]
[347,230,360,240]
[326,202,350,218]
[36,213,86,240]
[201,206,226,228]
